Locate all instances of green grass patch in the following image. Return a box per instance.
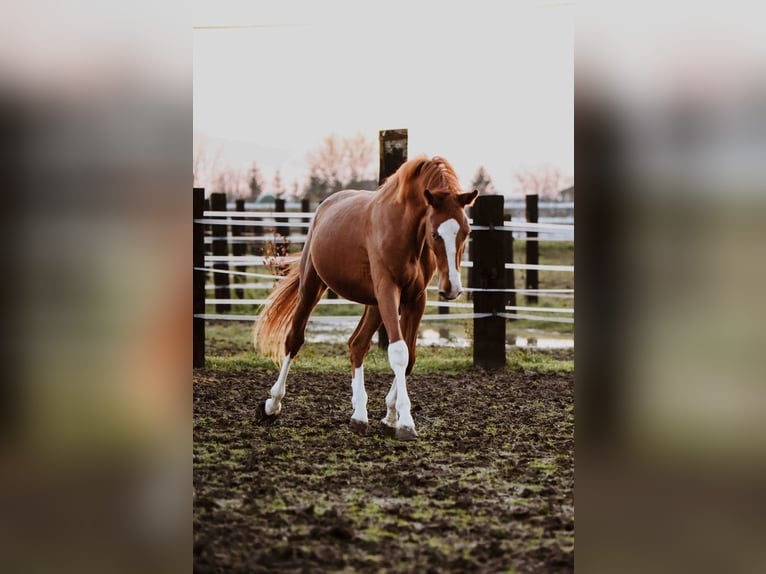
[509,348,574,373]
[204,327,572,375]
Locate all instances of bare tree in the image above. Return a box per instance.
[306,134,345,191]
[213,167,245,197]
[272,169,286,199]
[512,165,574,200]
[343,132,376,185]
[248,162,265,201]
[305,132,376,200]
[471,166,496,195]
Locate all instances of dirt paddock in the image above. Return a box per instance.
[194,367,573,573]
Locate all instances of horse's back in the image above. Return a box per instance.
[316,189,374,213]
[312,189,375,238]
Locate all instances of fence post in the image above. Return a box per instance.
[301,198,310,213]
[377,128,408,350]
[275,197,289,240]
[525,193,539,304]
[252,205,264,256]
[233,199,246,299]
[193,188,205,368]
[472,194,506,369]
[210,192,231,313]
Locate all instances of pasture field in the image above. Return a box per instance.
[194,338,573,572]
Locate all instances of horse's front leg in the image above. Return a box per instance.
[376,282,418,440]
[381,291,427,435]
[387,339,417,440]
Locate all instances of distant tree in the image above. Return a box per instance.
[247,162,265,201]
[306,135,344,194]
[272,169,286,199]
[471,166,496,195]
[343,133,376,185]
[512,165,573,200]
[305,133,376,201]
[304,167,331,203]
[213,167,245,197]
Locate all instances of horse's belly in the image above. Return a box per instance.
[314,255,377,305]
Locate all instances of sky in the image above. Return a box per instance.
[193,0,573,196]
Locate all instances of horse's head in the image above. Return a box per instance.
[424,188,479,300]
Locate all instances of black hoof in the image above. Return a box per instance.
[395,426,419,441]
[349,419,369,436]
[256,401,280,425]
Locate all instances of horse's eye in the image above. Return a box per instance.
[432,232,438,240]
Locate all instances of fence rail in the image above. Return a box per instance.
[193,189,574,369]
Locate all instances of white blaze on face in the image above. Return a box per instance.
[437,218,462,298]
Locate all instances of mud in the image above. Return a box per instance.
[194,367,573,573]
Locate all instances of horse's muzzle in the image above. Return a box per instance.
[439,289,463,301]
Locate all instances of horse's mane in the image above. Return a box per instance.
[378,155,462,204]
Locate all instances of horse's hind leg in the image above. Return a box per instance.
[262,262,326,419]
[347,305,382,435]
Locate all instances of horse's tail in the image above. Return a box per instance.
[253,261,301,365]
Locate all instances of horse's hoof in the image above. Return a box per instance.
[256,401,280,425]
[349,419,369,436]
[379,421,397,437]
[395,426,419,441]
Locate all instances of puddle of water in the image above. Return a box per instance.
[509,333,574,349]
[306,323,573,350]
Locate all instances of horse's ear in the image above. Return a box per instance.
[424,189,446,208]
[459,189,479,207]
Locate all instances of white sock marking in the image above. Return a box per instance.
[265,353,291,415]
[351,366,368,423]
[437,218,463,298]
[387,340,415,430]
[382,378,398,428]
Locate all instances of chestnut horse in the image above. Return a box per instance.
[254,156,477,439]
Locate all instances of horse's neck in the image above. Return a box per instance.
[373,198,428,258]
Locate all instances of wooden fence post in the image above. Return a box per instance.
[193,187,205,368]
[472,195,506,369]
[233,198,246,299]
[252,199,264,256]
[275,197,289,240]
[377,128,408,350]
[525,193,539,304]
[210,193,231,313]
[301,198,310,213]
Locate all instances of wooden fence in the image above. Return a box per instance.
[192,190,574,370]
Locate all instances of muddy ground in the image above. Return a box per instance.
[193,366,573,573]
